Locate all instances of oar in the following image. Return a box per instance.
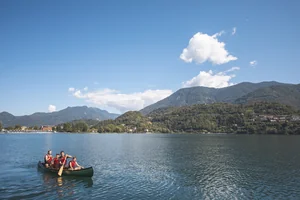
[58,157,66,176]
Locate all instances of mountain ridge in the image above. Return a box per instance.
[0,106,119,127]
[140,81,295,115]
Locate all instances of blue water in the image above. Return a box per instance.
[1,133,300,199]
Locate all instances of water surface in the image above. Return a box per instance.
[1,133,300,199]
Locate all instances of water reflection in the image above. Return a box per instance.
[40,172,93,198]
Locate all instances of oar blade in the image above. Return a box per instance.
[58,165,64,176]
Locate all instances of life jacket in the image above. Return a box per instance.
[60,156,67,165]
[53,158,60,167]
[45,154,52,164]
[70,160,76,168]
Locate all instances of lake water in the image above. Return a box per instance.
[1,133,300,200]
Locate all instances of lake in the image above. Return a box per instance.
[1,133,300,199]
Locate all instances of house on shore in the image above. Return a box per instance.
[41,125,53,132]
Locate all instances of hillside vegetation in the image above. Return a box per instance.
[235,84,300,108]
[92,102,300,134]
[140,81,299,114]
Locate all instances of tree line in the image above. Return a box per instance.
[2,102,300,134]
[56,121,90,132]
[92,102,300,134]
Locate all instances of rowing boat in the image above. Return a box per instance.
[37,161,94,177]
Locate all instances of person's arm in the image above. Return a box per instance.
[66,154,72,158]
[69,162,74,170]
[76,161,84,168]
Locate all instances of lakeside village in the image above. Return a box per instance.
[1,113,300,134]
[1,124,140,133]
[1,125,56,133]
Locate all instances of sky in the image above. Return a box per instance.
[0,0,299,115]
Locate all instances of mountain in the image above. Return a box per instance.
[0,106,119,127]
[140,81,287,114]
[235,84,300,109]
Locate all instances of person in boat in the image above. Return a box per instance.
[52,154,60,169]
[69,156,84,170]
[59,151,72,168]
[44,150,53,168]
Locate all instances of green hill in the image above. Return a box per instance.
[140,81,287,115]
[235,84,300,109]
[93,102,300,134]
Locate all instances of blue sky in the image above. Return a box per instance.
[0,0,299,115]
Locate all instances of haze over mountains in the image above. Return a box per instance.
[140,81,300,114]
[0,106,119,127]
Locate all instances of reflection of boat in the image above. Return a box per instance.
[40,172,93,198]
[37,161,94,177]
[41,172,93,188]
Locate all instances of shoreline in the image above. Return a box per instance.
[1,131,299,135]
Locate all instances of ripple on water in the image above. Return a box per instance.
[2,134,300,199]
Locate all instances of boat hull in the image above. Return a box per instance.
[37,161,94,177]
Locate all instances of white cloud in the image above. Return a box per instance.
[226,66,240,72]
[68,87,75,92]
[70,88,172,113]
[180,32,237,65]
[250,60,257,66]
[73,90,82,98]
[182,67,240,88]
[232,27,236,35]
[83,87,88,91]
[212,30,225,38]
[48,105,56,112]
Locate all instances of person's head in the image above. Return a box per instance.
[56,154,60,158]
[48,150,52,155]
[60,151,65,157]
[72,157,77,161]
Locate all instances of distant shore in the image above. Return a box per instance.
[1,131,297,135]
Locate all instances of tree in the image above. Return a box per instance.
[98,127,104,133]
[6,126,14,131]
[15,125,21,130]
[63,122,72,132]
[72,121,89,132]
[0,122,3,131]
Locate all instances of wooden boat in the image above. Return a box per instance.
[37,161,94,177]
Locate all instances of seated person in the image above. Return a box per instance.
[59,151,72,168]
[44,150,52,168]
[52,154,60,169]
[69,157,84,170]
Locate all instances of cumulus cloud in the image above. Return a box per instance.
[70,88,172,113]
[250,60,257,66]
[68,87,75,92]
[182,67,240,88]
[83,87,88,91]
[48,105,56,112]
[180,32,237,65]
[232,27,237,35]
